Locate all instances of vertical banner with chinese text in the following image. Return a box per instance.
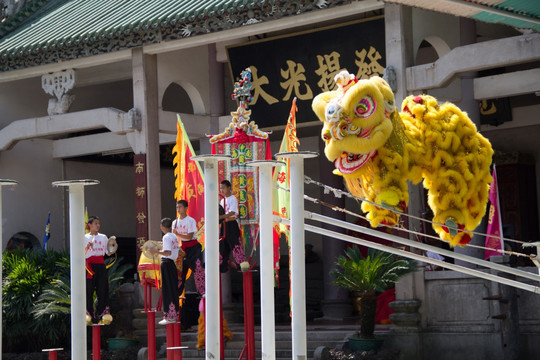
[134,154,148,259]
[212,137,271,246]
[485,165,504,259]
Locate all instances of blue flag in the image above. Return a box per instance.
[43,212,50,250]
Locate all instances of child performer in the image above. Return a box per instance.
[85,216,113,325]
[152,217,181,325]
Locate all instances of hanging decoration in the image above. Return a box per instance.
[312,71,493,247]
[210,68,272,251]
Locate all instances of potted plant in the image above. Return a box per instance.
[330,246,417,351]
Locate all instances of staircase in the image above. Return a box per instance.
[133,310,370,360]
[159,324,355,360]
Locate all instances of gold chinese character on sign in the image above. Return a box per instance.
[137,237,146,248]
[185,183,195,201]
[136,186,146,198]
[198,183,204,195]
[136,212,146,224]
[135,162,145,174]
[280,60,313,101]
[188,162,196,173]
[480,100,497,115]
[315,51,342,92]
[355,46,384,79]
[249,66,279,105]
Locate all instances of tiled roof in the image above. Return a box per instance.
[386,0,540,33]
[0,0,347,72]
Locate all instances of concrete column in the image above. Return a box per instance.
[208,43,225,135]
[384,3,413,105]
[384,7,424,358]
[130,48,162,242]
[276,151,318,360]
[52,180,99,360]
[0,179,17,355]
[385,4,427,253]
[454,18,484,266]
[207,43,236,320]
[192,154,231,360]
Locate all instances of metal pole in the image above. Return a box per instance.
[192,154,230,360]
[247,160,284,360]
[92,324,102,360]
[277,217,540,294]
[53,179,99,360]
[0,180,17,357]
[148,310,156,360]
[241,270,256,360]
[306,211,540,283]
[166,323,174,360]
[275,152,317,360]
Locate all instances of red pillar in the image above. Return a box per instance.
[148,310,156,360]
[166,323,175,360]
[42,349,63,360]
[92,325,101,360]
[173,322,182,360]
[243,271,256,360]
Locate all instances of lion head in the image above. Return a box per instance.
[312,71,396,178]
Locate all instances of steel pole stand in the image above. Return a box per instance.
[42,348,63,360]
[147,310,156,360]
[89,324,104,360]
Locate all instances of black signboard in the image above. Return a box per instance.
[227,17,385,129]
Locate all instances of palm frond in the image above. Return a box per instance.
[331,246,417,294]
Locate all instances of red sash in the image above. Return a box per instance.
[86,256,104,279]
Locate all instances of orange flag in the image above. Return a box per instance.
[172,115,205,245]
[272,98,299,286]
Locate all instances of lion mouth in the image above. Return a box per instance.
[335,150,376,174]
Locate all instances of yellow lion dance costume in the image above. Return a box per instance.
[312,71,493,247]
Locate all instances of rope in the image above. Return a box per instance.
[303,176,529,246]
[275,180,535,261]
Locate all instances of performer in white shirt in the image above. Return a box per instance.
[85,216,113,325]
[172,200,205,297]
[219,180,247,272]
[151,217,181,324]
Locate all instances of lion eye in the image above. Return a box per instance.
[354,96,375,118]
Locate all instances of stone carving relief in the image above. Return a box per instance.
[1,0,31,22]
[41,69,76,116]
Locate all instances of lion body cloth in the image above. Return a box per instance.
[312,71,493,247]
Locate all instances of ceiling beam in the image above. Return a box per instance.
[474,68,540,100]
[406,33,540,91]
[0,107,132,151]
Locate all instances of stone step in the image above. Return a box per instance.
[171,330,351,342]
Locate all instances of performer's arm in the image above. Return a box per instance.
[177,232,195,241]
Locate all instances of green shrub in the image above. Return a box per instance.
[2,249,70,351]
[2,249,132,353]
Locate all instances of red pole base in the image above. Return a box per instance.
[173,322,182,360]
[92,325,101,360]
[166,323,175,360]
[42,349,63,360]
[148,310,156,360]
[242,271,256,360]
